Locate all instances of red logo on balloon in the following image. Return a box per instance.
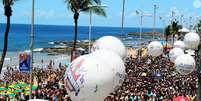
[70,59,85,81]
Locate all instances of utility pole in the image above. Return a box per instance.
[180,14,184,25]
[153,4,158,40]
[189,16,192,31]
[88,10,92,53]
[159,16,165,40]
[88,5,106,53]
[121,0,126,40]
[29,0,35,99]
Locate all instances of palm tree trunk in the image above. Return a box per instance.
[165,35,168,53]
[0,17,10,73]
[172,34,175,46]
[71,12,79,62]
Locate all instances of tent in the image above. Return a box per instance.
[178,27,190,33]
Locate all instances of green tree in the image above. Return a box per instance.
[65,0,106,61]
[170,21,182,45]
[195,19,201,101]
[164,25,171,48]
[0,0,17,73]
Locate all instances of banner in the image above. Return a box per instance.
[19,53,30,72]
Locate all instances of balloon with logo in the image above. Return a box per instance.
[173,41,185,50]
[175,54,195,75]
[91,36,126,59]
[169,48,184,63]
[184,32,200,49]
[64,50,125,101]
[147,41,163,57]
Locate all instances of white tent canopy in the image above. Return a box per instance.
[178,27,190,33]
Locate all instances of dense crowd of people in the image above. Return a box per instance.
[106,55,198,101]
[0,52,198,101]
[1,61,71,101]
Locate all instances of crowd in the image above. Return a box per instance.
[106,55,198,101]
[0,52,198,101]
[1,60,71,101]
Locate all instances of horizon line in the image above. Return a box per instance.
[0,23,164,29]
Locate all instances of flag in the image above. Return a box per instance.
[136,10,140,15]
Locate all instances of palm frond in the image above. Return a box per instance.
[64,0,79,12]
[84,5,106,17]
[64,0,106,17]
[2,0,18,5]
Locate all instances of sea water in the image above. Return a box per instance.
[0,24,163,66]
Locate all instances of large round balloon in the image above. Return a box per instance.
[175,54,195,75]
[147,41,163,57]
[64,51,125,101]
[184,32,200,49]
[91,36,126,59]
[173,41,185,50]
[90,50,125,90]
[169,48,184,63]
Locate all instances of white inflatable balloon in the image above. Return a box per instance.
[91,36,126,59]
[147,41,163,57]
[184,32,200,49]
[169,48,184,63]
[175,54,195,75]
[28,100,48,101]
[64,51,125,101]
[174,41,186,50]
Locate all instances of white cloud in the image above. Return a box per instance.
[36,10,66,19]
[193,0,201,8]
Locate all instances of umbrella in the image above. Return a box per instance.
[24,91,30,96]
[24,85,38,91]
[14,89,22,93]
[0,87,6,91]
[8,93,16,97]
[17,82,28,87]
[173,96,190,101]
[8,84,21,89]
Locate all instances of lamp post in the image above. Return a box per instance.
[121,0,126,40]
[29,0,35,99]
[88,5,106,53]
[136,10,152,59]
[180,14,184,25]
[88,8,92,53]
[189,16,193,31]
[159,16,166,40]
[153,4,159,40]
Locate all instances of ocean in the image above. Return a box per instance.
[0,24,163,52]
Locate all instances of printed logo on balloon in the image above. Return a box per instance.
[65,58,86,96]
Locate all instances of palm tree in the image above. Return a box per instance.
[195,19,201,101]
[65,0,106,62]
[170,21,182,45]
[164,25,171,52]
[165,25,171,44]
[0,0,17,73]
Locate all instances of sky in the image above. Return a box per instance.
[0,0,201,28]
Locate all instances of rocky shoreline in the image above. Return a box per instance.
[128,32,163,38]
[42,41,92,55]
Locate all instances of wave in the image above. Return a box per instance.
[24,48,44,53]
[53,45,67,48]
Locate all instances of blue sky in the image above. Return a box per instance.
[0,0,201,28]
